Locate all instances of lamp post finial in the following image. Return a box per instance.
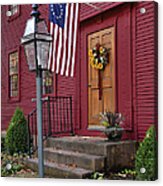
[31,4,40,18]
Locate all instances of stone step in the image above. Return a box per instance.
[25,158,93,179]
[44,147,105,171]
[46,136,108,156]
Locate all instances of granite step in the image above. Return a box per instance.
[25,158,93,179]
[45,136,108,156]
[44,147,105,171]
[25,136,137,178]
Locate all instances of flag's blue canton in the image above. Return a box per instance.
[49,4,66,29]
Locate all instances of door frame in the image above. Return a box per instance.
[77,3,135,139]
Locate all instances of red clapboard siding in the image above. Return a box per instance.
[56,75,77,129]
[135,1,158,140]
[80,2,124,21]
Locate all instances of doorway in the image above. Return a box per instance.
[88,27,115,127]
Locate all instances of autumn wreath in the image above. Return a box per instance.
[88,44,109,70]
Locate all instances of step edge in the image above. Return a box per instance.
[44,147,106,160]
[25,158,93,176]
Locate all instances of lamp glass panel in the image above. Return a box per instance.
[37,20,49,34]
[37,40,50,70]
[24,42,36,71]
[23,17,35,37]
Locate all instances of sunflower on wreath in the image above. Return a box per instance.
[88,44,109,70]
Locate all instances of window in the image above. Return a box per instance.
[9,51,19,98]
[9,5,18,16]
[42,71,53,94]
[7,5,20,21]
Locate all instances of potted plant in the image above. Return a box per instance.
[99,112,125,141]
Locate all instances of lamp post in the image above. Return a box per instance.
[21,4,52,178]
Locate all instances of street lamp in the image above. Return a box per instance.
[21,4,52,178]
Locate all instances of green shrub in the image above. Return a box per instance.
[91,172,104,180]
[5,108,28,155]
[135,125,158,181]
[1,136,6,152]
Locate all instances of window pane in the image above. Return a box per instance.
[12,90,18,97]
[11,75,18,90]
[12,5,18,14]
[10,52,18,75]
[9,5,18,15]
[9,51,18,97]
[42,71,53,94]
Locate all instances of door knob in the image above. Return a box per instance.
[88,84,92,87]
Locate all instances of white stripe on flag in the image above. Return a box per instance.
[65,3,74,76]
[70,3,79,77]
[56,27,63,74]
[48,22,54,70]
[52,25,59,72]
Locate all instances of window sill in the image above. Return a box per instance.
[42,93,54,97]
[8,97,20,103]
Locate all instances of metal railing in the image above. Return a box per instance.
[27,96,73,156]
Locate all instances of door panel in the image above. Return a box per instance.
[103,88,113,113]
[88,27,115,126]
[88,89,102,124]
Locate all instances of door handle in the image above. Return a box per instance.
[88,84,92,87]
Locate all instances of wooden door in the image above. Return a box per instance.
[88,27,115,126]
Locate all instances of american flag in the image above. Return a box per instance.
[48,3,79,77]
